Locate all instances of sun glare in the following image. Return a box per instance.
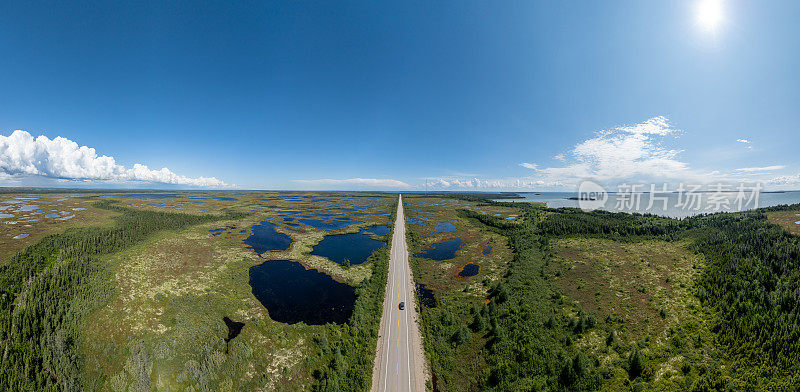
[696,0,724,32]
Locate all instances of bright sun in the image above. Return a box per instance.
[696,0,724,32]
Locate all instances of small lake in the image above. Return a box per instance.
[430,222,457,235]
[413,237,463,261]
[483,246,492,255]
[244,221,293,254]
[310,230,386,265]
[458,263,480,277]
[213,197,238,201]
[362,225,390,236]
[223,316,244,343]
[249,259,355,325]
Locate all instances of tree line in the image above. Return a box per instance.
[0,201,245,391]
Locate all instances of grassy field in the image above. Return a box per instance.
[548,237,722,390]
[766,209,800,235]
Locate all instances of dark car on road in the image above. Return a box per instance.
[399,301,405,310]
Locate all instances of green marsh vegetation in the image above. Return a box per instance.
[0,200,246,391]
[413,197,800,391]
[0,192,399,391]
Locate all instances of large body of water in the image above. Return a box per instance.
[496,191,800,218]
[310,228,386,266]
[248,259,355,325]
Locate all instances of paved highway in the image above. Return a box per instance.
[371,194,426,392]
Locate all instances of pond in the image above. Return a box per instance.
[248,259,355,325]
[430,222,456,235]
[413,237,463,261]
[483,246,492,255]
[310,230,386,266]
[458,263,480,277]
[362,225,390,236]
[244,221,293,254]
[213,197,238,201]
[223,316,244,343]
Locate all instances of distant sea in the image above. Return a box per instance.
[494,191,800,218]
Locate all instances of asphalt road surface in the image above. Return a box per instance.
[371,195,426,392]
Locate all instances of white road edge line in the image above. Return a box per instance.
[382,219,395,392]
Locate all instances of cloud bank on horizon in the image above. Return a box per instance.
[293,178,410,189]
[427,116,796,191]
[0,130,226,187]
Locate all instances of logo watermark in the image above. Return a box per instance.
[577,181,762,213]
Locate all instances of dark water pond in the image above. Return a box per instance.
[430,222,456,235]
[416,283,437,308]
[213,197,238,201]
[104,193,180,199]
[223,316,244,343]
[483,246,492,255]
[248,259,355,325]
[362,225,390,236]
[458,263,480,277]
[413,237,463,261]
[310,230,386,265]
[244,221,293,254]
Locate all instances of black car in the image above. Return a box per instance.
[399,301,405,310]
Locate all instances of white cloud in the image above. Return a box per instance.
[427,116,789,191]
[0,130,226,187]
[736,139,750,143]
[765,173,800,189]
[532,116,698,185]
[735,165,785,173]
[293,178,410,189]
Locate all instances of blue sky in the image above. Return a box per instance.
[0,0,798,190]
